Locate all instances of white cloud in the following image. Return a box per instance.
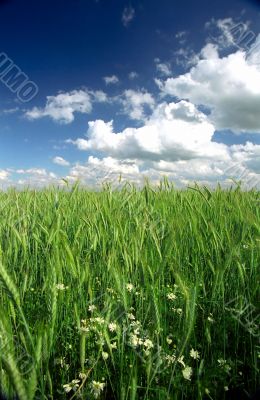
[65,156,141,187]
[247,34,260,66]
[25,89,108,124]
[5,114,257,189]
[230,142,260,174]
[15,168,59,187]
[6,140,259,188]
[0,170,9,181]
[200,43,219,59]
[173,48,200,68]
[16,168,49,176]
[154,58,172,77]
[64,146,260,189]
[175,30,188,45]
[88,156,139,174]
[120,89,155,120]
[11,26,260,189]
[52,156,70,166]
[122,6,135,27]
[103,75,119,85]
[128,71,139,80]
[154,158,224,178]
[68,100,228,162]
[90,90,108,102]
[205,17,252,51]
[65,96,258,187]
[175,31,186,39]
[1,107,19,115]
[157,41,260,133]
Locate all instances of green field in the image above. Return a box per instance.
[0,183,259,399]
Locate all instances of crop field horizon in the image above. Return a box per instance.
[0,182,259,400]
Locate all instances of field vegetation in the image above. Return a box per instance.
[0,182,259,399]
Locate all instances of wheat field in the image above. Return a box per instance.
[0,182,259,399]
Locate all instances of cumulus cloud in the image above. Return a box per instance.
[16,168,51,176]
[119,89,155,120]
[88,156,139,174]
[154,158,224,178]
[68,100,228,162]
[66,156,140,186]
[154,58,172,76]
[25,89,107,124]
[230,142,260,174]
[103,75,119,85]
[64,150,260,189]
[200,43,219,59]
[173,47,200,69]
[90,90,108,102]
[65,94,260,188]
[13,23,260,189]
[122,6,135,27]
[15,168,59,187]
[52,156,70,166]
[157,40,260,133]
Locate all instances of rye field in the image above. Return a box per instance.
[0,183,259,400]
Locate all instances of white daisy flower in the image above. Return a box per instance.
[190,348,200,360]
[91,381,105,398]
[182,366,192,381]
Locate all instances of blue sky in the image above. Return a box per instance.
[0,0,260,188]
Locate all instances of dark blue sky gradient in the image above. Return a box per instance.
[0,0,259,174]
[0,0,259,98]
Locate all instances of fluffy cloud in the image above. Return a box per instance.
[88,156,139,174]
[64,153,260,189]
[120,89,155,120]
[230,142,260,174]
[66,156,140,186]
[103,75,119,85]
[154,158,224,178]
[173,47,200,69]
[155,58,172,77]
[15,168,59,187]
[52,156,70,166]
[122,6,135,27]
[68,100,228,162]
[0,170,9,181]
[65,95,260,188]
[91,90,108,102]
[25,89,107,124]
[157,41,260,133]
[13,22,260,189]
